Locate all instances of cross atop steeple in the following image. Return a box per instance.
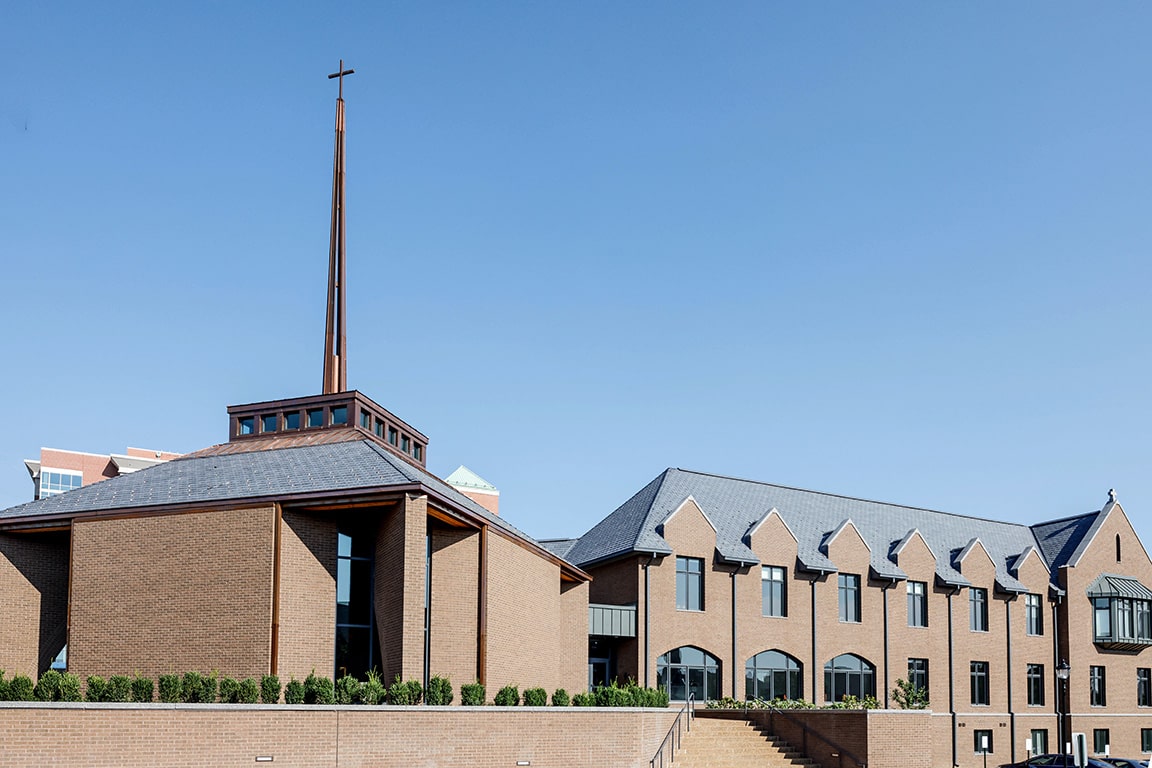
[322,60,354,394]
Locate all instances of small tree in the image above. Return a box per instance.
[284,678,305,704]
[361,670,386,705]
[107,675,132,703]
[238,678,260,704]
[33,670,62,701]
[158,674,182,703]
[892,678,929,710]
[304,671,334,705]
[334,675,362,705]
[551,688,570,707]
[523,687,547,706]
[426,675,453,706]
[130,675,154,703]
[85,676,109,702]
[494,684,520,706]
[461,682,485,706]
[260,674,281,704]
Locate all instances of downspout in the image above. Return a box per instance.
[270,504,282,676]
[811,576,820,702]
[1052,593,1063,753]
[731,567,739,698]
[1006,596,1015,765]
[882,581,891,709]
[948,587,957,768]
[477,525,488,687]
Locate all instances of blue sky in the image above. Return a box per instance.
[3,2,1151,551]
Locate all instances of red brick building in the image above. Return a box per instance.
[0,390,588,698]
[562,469,1152,768]
[23,446,181,500]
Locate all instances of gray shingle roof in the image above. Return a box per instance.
[0,439,538,547]
[568,468,1097,593]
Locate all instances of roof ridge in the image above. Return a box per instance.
[671,467,1036,529]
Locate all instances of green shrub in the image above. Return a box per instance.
[107,675,132,703]
[304,671,334,705]
[239,678,260,704]
[284,678,305,705]
[571,692,595,706]
[493,684,519,706]
[387,676,422,705]
[594,682,629,707]
[425,675,453,706]
[219,677,241,704]
[461,682,485,706]
[9,674,34,702]
[130,675,154,703]
[360,670,386,705]
[334,675,361,705]
[0,671,8,701]
[181,671,217,703]
[522,687,547,706]
[892,678,929,710]
[85,675,108,702]
[158,674,182,703]
[551,688,570,707]
[34,670,62,701]
[260,674,281,704]
[59,673,82,702]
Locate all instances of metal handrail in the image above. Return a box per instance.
[760,700,867,768]
[649,692,695,768]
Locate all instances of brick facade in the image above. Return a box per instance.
[277,510,337,683]
[0,531,69,676]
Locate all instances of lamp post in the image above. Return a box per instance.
[1056,659,1071,757]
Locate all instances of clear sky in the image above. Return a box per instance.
[3,2,1151,553]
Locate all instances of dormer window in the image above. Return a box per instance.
[238,416,255,436]
[330,406,348,426]
[1090,575,1152,650]
[261,414,278,433]
[284,411,301,430]
[307,409,324,428]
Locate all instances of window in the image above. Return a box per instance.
[974,730,993,755]
[908,658,929,694]
[307,408,324,428]
[335,530,378,679]
[970,587,988,632]
[1090,665,1106,706]
[1094,729,1110,755]
[762,566,786,617]
[238,416,255,436]
[1142,728,1152,753]
[1031,729,1048,756]
[261,413,278,433]
[1139,668,1151,707]
[1092,594,1152,647]
[838,574,861,623]
[745,649,802,701]
[359,410,370,429]
[284,411,301,430]
[401,435,411,453]
[970,661,990,705]
[330,406,348,426]
[373,418,384,438]
[1025,593,1043,636]
[1027,664,1044,706]
[676,556,704,611]
[824,654,875,703]
[37,469,83,499]
[657,646,720,702]
[907,581,927,627]
[387,427,398,446]
[413,444,423,461]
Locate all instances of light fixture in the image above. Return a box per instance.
[1056,659,1071,680]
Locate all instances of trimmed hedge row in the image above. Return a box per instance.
[0,670,668,708]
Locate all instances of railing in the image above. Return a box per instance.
[761,701,866,768]
[649,692,695,768]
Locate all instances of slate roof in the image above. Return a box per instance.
[567,468,1107,593]
[0,439,538,547]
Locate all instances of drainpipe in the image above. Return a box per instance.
[731,566,739,699]
[643,554,656,688]
[948,587,957,768]
[882,581,891,709]
[1052,593,1063,753]
[1006,596,1015,765]
[811,576,820,701]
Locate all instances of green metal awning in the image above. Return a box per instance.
[1086,574,1152,600]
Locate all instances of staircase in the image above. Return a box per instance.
[672,716,821,768]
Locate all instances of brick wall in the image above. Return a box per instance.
[375,495,427,683]
[0,531,69,676]
[0,703,679,768]
[430,524,481,686]
[277,510,337,684]
[69,507,276,681]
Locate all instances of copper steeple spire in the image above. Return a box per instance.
[322,60,354,394]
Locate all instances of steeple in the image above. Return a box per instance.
[322,60,354,394]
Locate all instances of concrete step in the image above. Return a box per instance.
[671,717,822,768]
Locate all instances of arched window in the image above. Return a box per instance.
[824,653,875,703]
[657,646,721,702]
[1117,534,1122,563]
[745,649,802,701]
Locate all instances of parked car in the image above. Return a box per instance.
[1100,759,1148,768]
[1000,755,1115,768]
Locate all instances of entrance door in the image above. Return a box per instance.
[589,658,610,690]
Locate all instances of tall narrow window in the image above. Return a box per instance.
[1094,729,1110,754]
[838,574,861,623]
[761,566,786,617]
[970,661,990,705]
[1117,534,1123,563]
[1142,728,1152,753]
[908,658,929,694]
[1024,594,1043,636]
[1026,664,1044,706]
[1090,665,1107,706]
[907,581,927,627]
[1095,598,1113,640]
[1031,729,1048,755]
[970,587,988,632]
[676,556,704,611]
[1140,668,1152,707]
[336,530,377,679]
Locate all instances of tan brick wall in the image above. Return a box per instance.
[818,522,884,703]
[429,525,480,687]
[586,556,642,684]
[277,510,337,684]
[559,579,590,695]
[375,496,427,683]
[0,531,69,676]
[0,703,679,768]
[69,508,276,681]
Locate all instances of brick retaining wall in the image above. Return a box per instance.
[0,703,680,768]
